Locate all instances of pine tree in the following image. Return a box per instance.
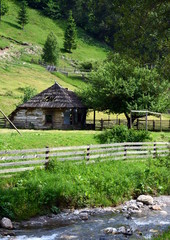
[0,0,9,21]
[17,0,28,30]
[42,32,59,65]
[64,11,77,53]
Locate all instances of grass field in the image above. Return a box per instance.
[0,129,169,150]
[0,0,108,115]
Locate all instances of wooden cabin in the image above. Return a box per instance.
[9,82,87,130]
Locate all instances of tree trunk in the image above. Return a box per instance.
[125,113,131,129]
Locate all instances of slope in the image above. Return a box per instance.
[0,0,108,115]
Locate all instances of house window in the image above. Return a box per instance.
[46,115,52,124]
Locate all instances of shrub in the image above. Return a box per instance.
[19,86,37,104]
[97,125,151,143]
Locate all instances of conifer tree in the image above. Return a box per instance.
[0,0,9,21]
[42,32,59,65]
[64,11,77,53]
[17,0,28,30]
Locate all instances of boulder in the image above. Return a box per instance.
[137,195,153,205]
[0,217,13,229]
[103,227,117,234]
[151,205,162,211]
[79,213,88,220]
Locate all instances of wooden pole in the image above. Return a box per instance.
[145,111,148,131]
[160,114,162,132]
[93,110,96,130]
[0,109,21,135]
[130,111,132,129]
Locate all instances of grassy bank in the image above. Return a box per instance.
[0,157,169,220]
[0,129,169,150]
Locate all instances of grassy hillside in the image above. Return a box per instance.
[0,0,108,115]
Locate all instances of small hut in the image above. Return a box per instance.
[9,82,87,130]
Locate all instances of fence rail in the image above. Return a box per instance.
[0,142,169,175]
[86,119,170,131]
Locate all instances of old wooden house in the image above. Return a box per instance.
[9,82,87,130]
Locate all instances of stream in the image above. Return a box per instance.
[1,196,170,240]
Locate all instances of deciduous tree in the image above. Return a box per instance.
[79,54,169,128]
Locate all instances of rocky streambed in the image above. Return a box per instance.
[0,195,170,239]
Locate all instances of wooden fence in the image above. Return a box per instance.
[0,142,169,176]
[86,119,170,131]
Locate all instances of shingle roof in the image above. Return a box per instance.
[19,82,86,109]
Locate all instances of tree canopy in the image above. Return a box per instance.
[42,32,59,65]
[17,0,29,30]
[0,0,9,21]
[79,54,169,127]
[64,11,77,53]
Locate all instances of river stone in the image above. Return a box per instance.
[137,195,153,205]
[160,210,167,215]
[79,213,88,220]
[0,217,13,229]
[151,205,162,211]
[103,227,117,234]
[118,226,126,234]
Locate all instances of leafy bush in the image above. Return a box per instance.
[97,125,151,143]
[19,86,37,104]
[79,61,93,71]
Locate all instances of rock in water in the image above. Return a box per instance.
[0,217,13,229]
[137,195,153,205]
[103,227,117,234]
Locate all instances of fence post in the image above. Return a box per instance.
[100,118,104,131]
[124,145,127,160]
[87,145,90,161]
[137,119,139,130]
[153,143,157,158]
[45,146,50,169]
[153,120,155,131]
[118,119,120,125]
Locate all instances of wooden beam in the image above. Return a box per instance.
[93,110,96,130]
[0,109,21,135]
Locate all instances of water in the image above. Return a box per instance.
[1,204,170,240]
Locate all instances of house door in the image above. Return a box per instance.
[64,110,70,125]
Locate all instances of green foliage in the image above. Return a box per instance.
[17,0,29,30]
[97,125,151,143]
[42,32,59,65]
[78,60,93,71]
[43,0,61,19]
[0,157,169,220]
[79,54,169,126]
[64,11,77,53]
[20,86,37,104]
[0,0,9,20]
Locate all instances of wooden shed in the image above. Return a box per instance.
[9,82,87,130]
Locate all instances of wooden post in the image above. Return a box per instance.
[153,143,157,158]
[0,109,21,135]
[45,146,50,169]
[160,114,162,132]
[87,145,90,161]
[145,111,148,131]
[101,118,104,130]
[137,119,139,130]
[153,120,155,131]
[93,110,96,130]
[118,119,120,125]
[45,146,49,161]
[130,111,132,129]
[124,145,127,159]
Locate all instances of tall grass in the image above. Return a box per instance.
[0,157,169,220]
